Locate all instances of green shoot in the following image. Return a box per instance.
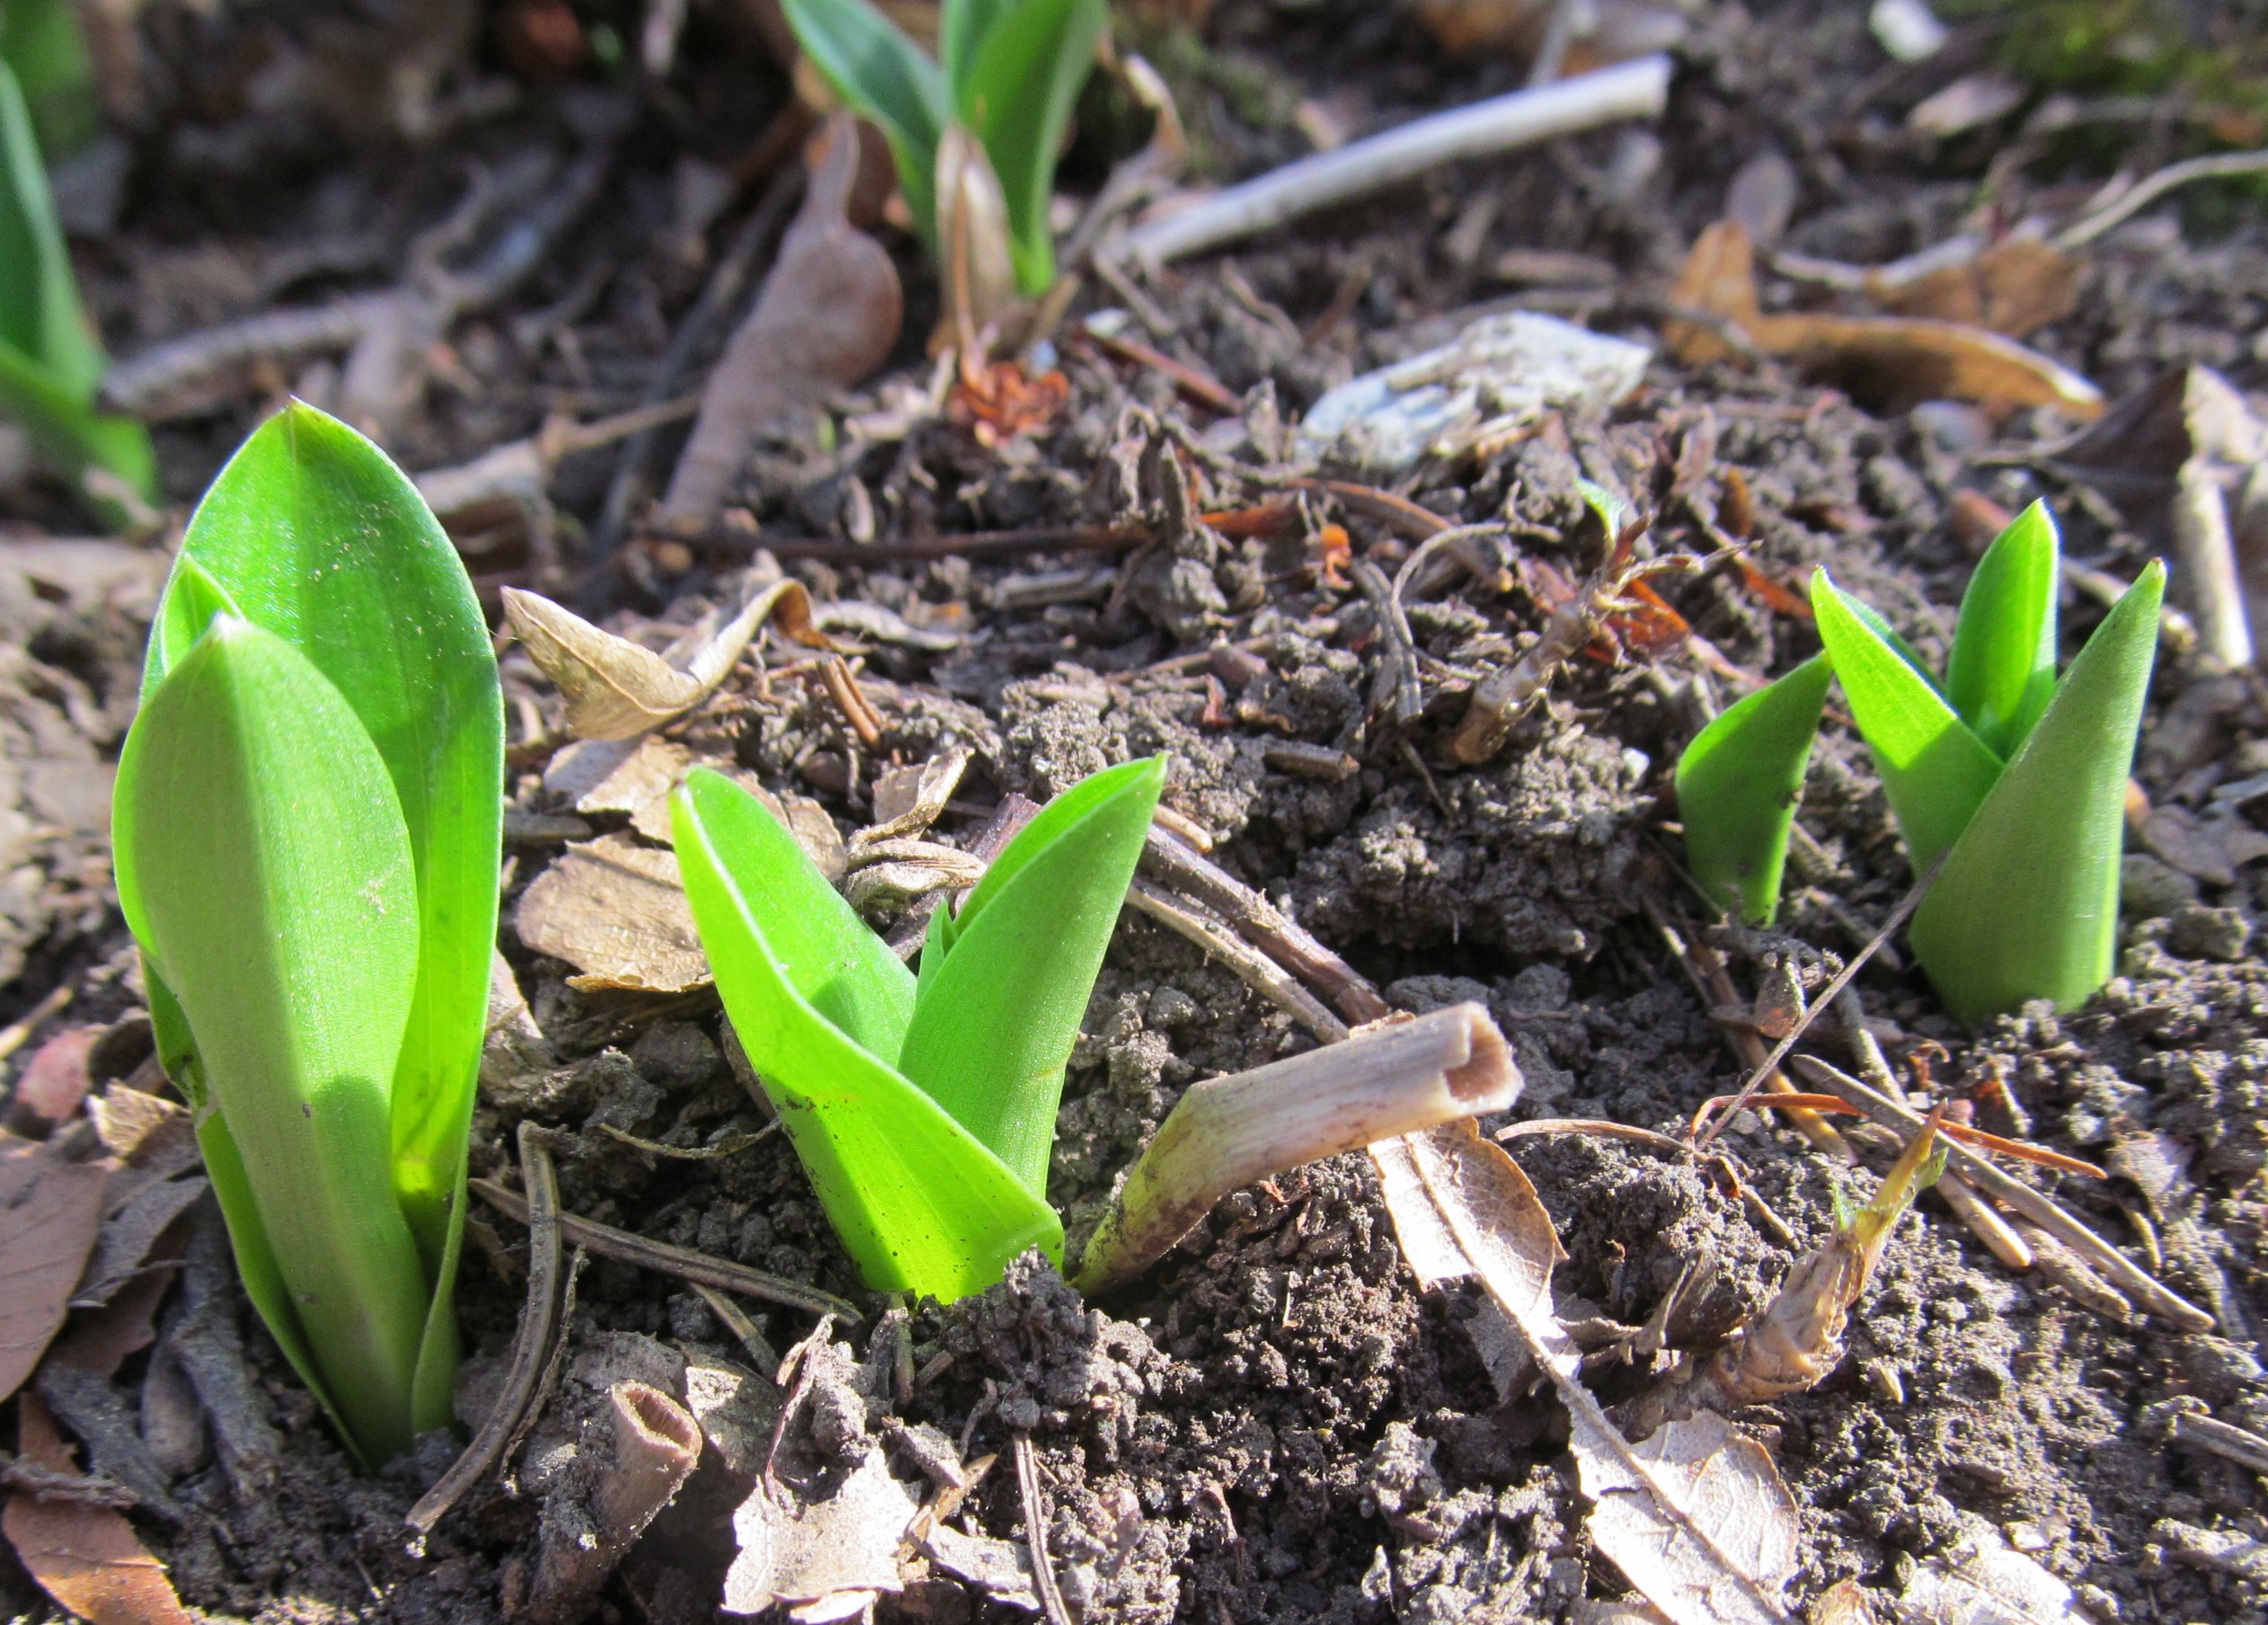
[1675,501,2165,1023]
[670,755,1164,1301]
[115,404,501,1466]
[1,0,97,155]
[0,57,153,521]
[1675,653,1830,925]
[780,0,1107,295]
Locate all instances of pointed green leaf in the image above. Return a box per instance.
[958,0,1104,293]
[112,618,436,1464]
[1676,653,1830,925]
[0,59,98,393]
[0,337,157,515]
[898,756,1164,1194]
[780,0,948,243]
[1946,499,2059,756]
[1812,568,2005,872]
[1,0,98,155]
[146,403,501,1274]
[1910,562,2164,1024]
[673,767,916,1059]
[150,556,243,675]
[671,770,1059,1300]
[940,0,1012,92]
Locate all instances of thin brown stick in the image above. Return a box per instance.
[1077,324,1239,413]
[472,1177,859,1322]
[1494,1119,1693,1157]
[410,1123,564,1536]
[1014,1434,1075,1625]
[1689,854,1945,1153]
[1127,881,1349,1043]
[692,1283,782,1381]
[1688,1094,2107,1177]
[692,520,1153,564]
[1791,1056,2214,1331]
[1140,827,1391,1026]
[2173,1412,2268,1475]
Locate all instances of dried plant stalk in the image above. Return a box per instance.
[1074,1004,1519,1294]
[527,1381,703,1624]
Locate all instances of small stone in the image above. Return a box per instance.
[2166,902,2252,963]
[2121,854,2198,919]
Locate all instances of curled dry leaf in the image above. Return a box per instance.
[935,125,1018,354]
[2,1394,196,1625]
[1874,237,2079,340]
[1372,1123,1798,1625]
[0,1132,111,1404]
[514,833,710,994]
[659,113,905,529]
[1668,222,2102,420]
[504,575,825,742]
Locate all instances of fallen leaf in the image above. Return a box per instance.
[0,1132,111,1403]
[1667,222,2102,420]
[946,360,1071,448]
[9,1028,99,1131]
[860,748,971,847]
[505,575,824,742]
[72,1173,208,1309]
[514,834,710,994]
[921,1523,1040,1612]
[722,1450,920,1617]
[1906,73,2024,137]
[3,1394,196,1625]
[1876,238,2078,339]
[660,113,904,529]
[47,1244,183,1380]
[1810,1577,1883,1624]
[1900,1514,2079,1622]
[550,736,697,818]
[1373,1123,1799,1625]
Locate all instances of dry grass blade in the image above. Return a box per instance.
[1076,1005,1519,1294]
[1790,1056,2213,1331]
[1014,1434,1074,1625]
[503,577,824,741]
[408,1123,563,1537]
[1687,1093,2106,1178]
[1374,1122,1799,1625]
[1126,881,1349,1042]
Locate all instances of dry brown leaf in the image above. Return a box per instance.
[47,1243,182,1381]
[660,113,904,529]
[722,1450,919,1617]
[1810,1577,1883,1625]
[505,576,822,742]
[1667,222,2101,419]
[513,834,709,994]
[1876,238,2078,339]
[1373,1123,1798,1625]
[3,1394,196,1625]
[0,1132,111,1403]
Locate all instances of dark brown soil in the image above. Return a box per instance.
[7,1,2268,1621]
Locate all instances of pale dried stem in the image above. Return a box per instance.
[1792,1056,2212,1330]
[1123,58,1671,264]
[1075,1004,1519,1294]
[1126,881,1349,1043]
[527,1381,703,1624]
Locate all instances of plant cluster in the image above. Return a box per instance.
[114,404,501,1466]
[671,757,1163,1301]
[1678,501,2164,1024]
[0,9,152,522]
[780,0,1106,296]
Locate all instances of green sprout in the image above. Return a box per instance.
[2,0,98,155]
[114,404,502,1466]
[779,0,1107,295]
[0,51,153,523]
[1678,501,2165,1024]
[669,755,1164,1301]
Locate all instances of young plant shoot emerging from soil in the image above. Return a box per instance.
[779,0,1105,296]
[0,47,155,523]
[1677,501,2164,1025]
[113,404,503,1467]
[670,756,1164,1301]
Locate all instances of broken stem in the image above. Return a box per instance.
[1127,880,1350,1042]
[1074,1004,1519,1295]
